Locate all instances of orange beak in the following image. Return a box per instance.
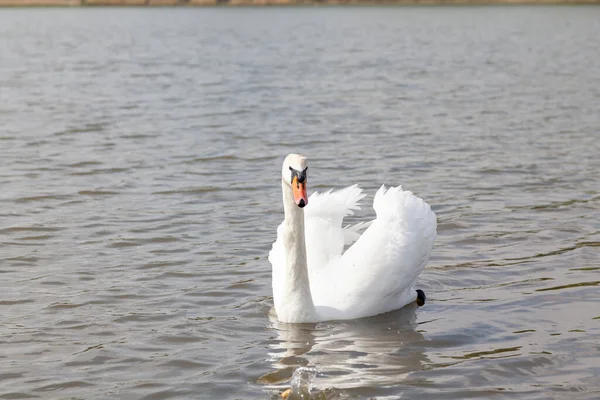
[292,176,308,208]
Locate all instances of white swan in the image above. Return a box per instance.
[269,154,437,323]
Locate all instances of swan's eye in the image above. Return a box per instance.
[289,167,308,184]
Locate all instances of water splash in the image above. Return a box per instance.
[283,367,318,400]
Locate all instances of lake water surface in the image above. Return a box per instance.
[1,6,599,400]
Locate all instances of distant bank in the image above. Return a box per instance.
[0,0,598,5]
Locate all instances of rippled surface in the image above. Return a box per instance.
[1,6,600,399]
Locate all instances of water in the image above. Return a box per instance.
[1,6,599,399]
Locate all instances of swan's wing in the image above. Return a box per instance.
[304,185,366,273]
[311,185,437,320]
[343,220,373,245]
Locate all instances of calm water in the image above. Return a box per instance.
[1,6,599,400]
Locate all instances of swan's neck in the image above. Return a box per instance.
[277,180,317,323]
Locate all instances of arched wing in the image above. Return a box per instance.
[304,185,367,274]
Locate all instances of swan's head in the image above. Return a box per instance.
[282,154,308,208]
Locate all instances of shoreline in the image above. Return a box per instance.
[1,0,599,5]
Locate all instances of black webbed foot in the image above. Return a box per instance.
[416,289,426,307]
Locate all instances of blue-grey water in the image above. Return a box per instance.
[1,6,599,400]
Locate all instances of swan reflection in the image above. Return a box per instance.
[259,303,429,393]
